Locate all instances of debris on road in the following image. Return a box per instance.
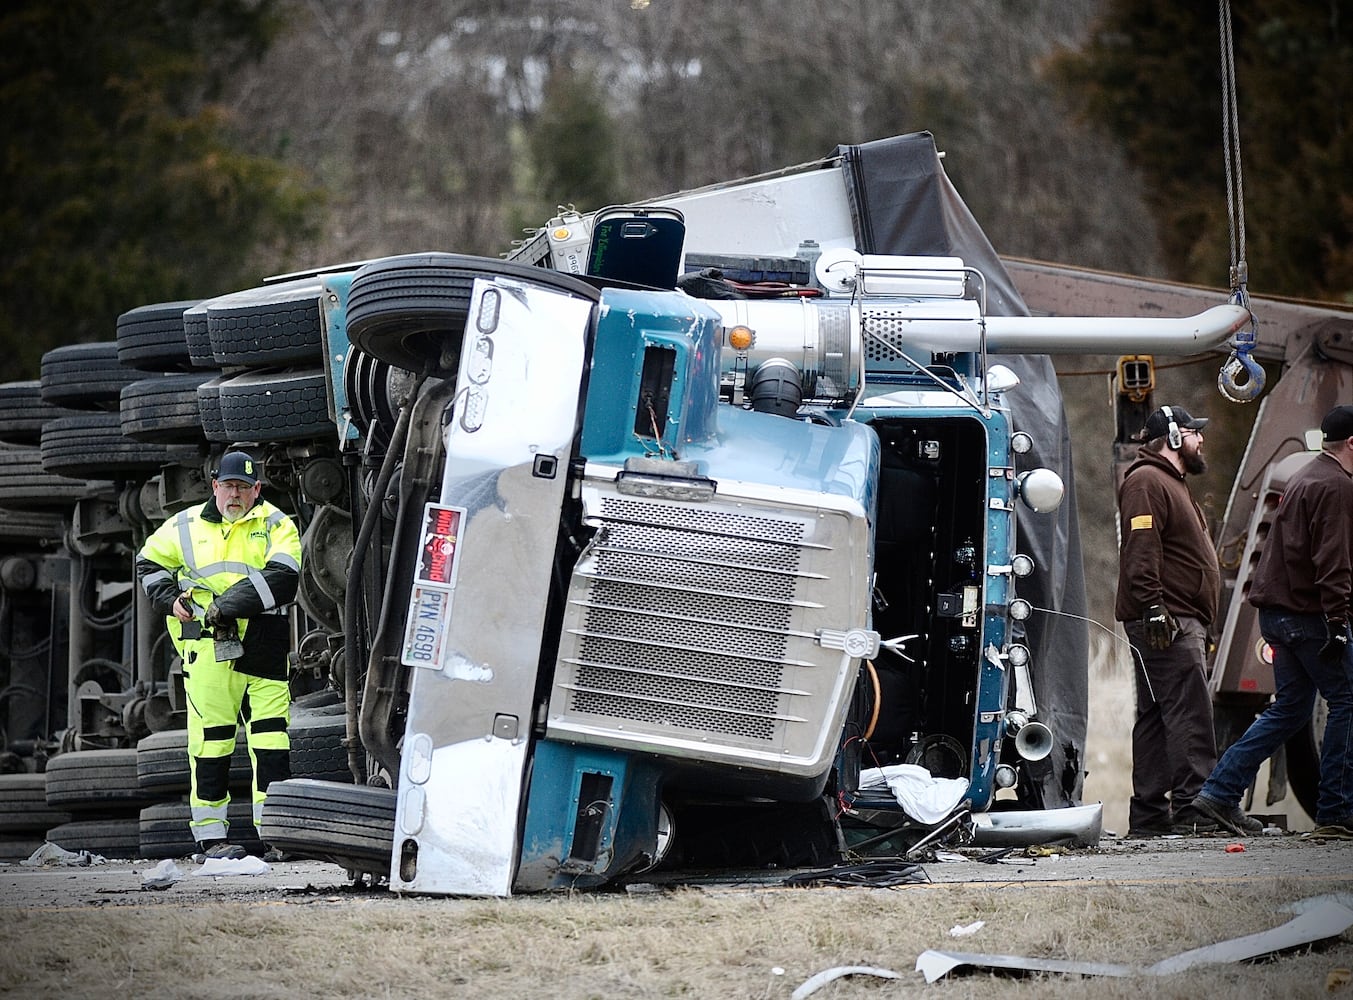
[20,843,105,868]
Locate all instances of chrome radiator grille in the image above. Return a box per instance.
[547,483,867,776]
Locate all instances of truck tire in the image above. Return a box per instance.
[0,381,78,445]
[116,300,200,372]
[41,412,199,480]
[120,372,215,443]
[0,774,72,833]
[257,778,394,874]
[136,729,254,794]
[1285,696,1327,821]
[346,253,599,375]
[206,278,326,367]
[39,342,141,409]
[45,817,142,858]
[139,799,264,858]
[289,711,349,782]
[0,506,66,542]
[196,374,230,442]
[184,301,215,368]
[45,748,156,810]
[218,369,333,442]
[0,447,100,509]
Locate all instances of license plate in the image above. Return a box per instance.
[401,584,453,670]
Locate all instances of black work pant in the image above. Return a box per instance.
[1123,616,1218,830]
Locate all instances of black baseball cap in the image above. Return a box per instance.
[1321,404,1353,441]
[1142,405,1208,442]
[214,451,259,486]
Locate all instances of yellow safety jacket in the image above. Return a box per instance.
[136,497,302,680]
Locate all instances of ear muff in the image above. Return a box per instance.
[1161,405,1182,450]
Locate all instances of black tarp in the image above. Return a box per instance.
[837,132,1088,808]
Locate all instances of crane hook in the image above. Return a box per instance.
[1217,288,1265,403]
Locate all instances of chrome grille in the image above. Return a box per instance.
[549,482,866,776]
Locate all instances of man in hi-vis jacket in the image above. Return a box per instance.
[136,451,302,859]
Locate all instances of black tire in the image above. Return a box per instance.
[346,253,599,375]
[39,342,141,409]
[0,381,79,445]
[184,300,215,368]
[41,412,199,480]
[45,748,157,810]
[207,278,326,367]
[258,778,394,874]
[120,372,216,443]
[0,773,73,833]
[196,374,230,442]
[289,711,349,782]
[45,817,142,858]
[1286,696,1327,820]
[0,506,66,542]
[218,368,333,442]
[0,447,99,509]
[136,728,254,794]
[116,300,200,372]
[139,799,265,859]
[0,837,46,861]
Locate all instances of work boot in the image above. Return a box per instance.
[1126,818,1174,839]
[201,840,247,861]
[1192,795,1263,835]
[1169,805,1220,836]
[1302,818,1353,841]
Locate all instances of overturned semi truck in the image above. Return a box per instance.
[0,133,1251,889]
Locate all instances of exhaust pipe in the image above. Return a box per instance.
[1005,710,1053,762]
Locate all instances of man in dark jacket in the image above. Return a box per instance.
[1115,405,1222,836]
[1193,404,1353,838]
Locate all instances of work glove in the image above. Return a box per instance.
[1142,603,1177,651]
[1320,618,1349,664]
[203,601,223,629]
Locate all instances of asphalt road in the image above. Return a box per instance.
[3,831,1350,909]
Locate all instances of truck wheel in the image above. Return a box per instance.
[116,299,200,372]
[0,774,72,833]
[206,277,326,367]
[44,748,156,810]
[346,253,599,375]
[136,729,254,794]
[218,369,333,442]
[1285,696,1326,821]
[289,711,349,782]
[139,799,264,858]
[0,381,78,445]
[40,342,140,409]
[120,372,216,443]
[0,447,100,509]
[196,374,230,442]
[41,412,199,480]
[45,818,142,858]
[183,301,215,368]
[258,778,394,874]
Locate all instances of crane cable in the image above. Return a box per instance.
[1217,0,1265,402]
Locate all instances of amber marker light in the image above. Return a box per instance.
[728,325,754,350]
[551,227,572,241]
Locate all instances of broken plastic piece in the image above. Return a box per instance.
[194,855,271,877]
[141,858,184,890]
[791,965,902,999]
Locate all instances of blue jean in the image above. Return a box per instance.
[1201,610,1353,825]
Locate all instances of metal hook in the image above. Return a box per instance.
[1217,349,1265,402]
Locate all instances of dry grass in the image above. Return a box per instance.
[2,879,1350,998]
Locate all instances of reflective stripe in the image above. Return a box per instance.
[1130,514,1154,531]
[141,568,173,590]
[267,551,300,573]
[247,568,276,609]
[196,559,259,577]
[189,816,228,842]
[175,511,198,572]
